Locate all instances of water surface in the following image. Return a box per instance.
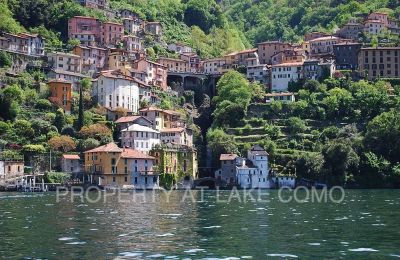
[0,190,399,259]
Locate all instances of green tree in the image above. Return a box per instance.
[287,117,307,135]
[0,51,12,68]
[54,108,66,132]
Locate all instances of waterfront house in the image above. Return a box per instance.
[0,157,24,185]
[160,127,193,147]
[121,124,161,153]
[150,144,198,181]
[139,107,183,131]
[92,70,140,113]
[214,154,238,185]
[84,143,158,188]
[61,154,82,174]
[48,79,73,114]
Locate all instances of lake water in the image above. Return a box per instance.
[0,189,399,259]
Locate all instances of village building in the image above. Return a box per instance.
[271,49,305,65]
[271,62,304,92]
[132,59,168,90]
[247,64,270,85]
[309,36,347,57]
[92,70,140,113]
[77,0,108,10]
[47,69,89,92]
[123,35,142,52]
[160,127,193,147]
[47,52,82,74]
[0,32,45,57]
[73,45,108,74]
[180,52,201,72]
[84,143,158,188]
[333,42,362,70]
[61,154,82,174]
[144,22,163,36]
[68,16,102,45]
[48,79,73,114]
[303,59,336,81]
[202,58,226,74]
[265,92,296,103]
[122,18,142,36]
[121,124,161,153]
[156,57,189,72]
[0,157,24,185]
[150,144,198,181]
[214,154,238,186]
[304,32,331,41]
[336,19,363,41]
[119,9,140,20]
[257,41,293,65]
[139,107,183,131]
[101,21,124,47]
[168,42,192,54]
[358,47,400,80]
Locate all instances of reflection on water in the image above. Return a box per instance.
[0,190,400,259]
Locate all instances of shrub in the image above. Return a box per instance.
[35,99,52,110]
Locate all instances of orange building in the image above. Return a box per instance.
[48,79,73,114]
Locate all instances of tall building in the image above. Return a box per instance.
[257,41,293,65]
[358,47,400,80]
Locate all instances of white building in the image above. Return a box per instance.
[122,18,142,36]
[202,58,226,74]
[168,43,192,54]
[247,64,269,85]
[121,124,161,152]
[61,154,82,174]
[160,127,193,147]
[271,62,303,92]
[47,52,82,74]
[236,145,271,189]
[92,70,140,113]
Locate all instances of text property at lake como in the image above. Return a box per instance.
[1,190,400,259]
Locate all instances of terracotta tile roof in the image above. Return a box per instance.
[308,36,339,42]
[62,154,80,160]
[98,70,136,81]
[139,106,181,116]
[84,143,122,153]
[220,154,238,161]
[115,116,149,124]
[160,127,185,133]
[121,149,155,159]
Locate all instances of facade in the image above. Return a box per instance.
[122,18,142,36]
[265,92,295,103]
[0,159,24,184]
[84,143,159,188]
[47,69,88,92]
[309,36,345,57]
[73,45,108,74]
[47,52,82,73]
[168,43,192,54]
[61,154,82,174]
[144,22,163,36]
[336,22,363,41]
[101,22,124,47]
[92,70,140,113]
[236,145,271,189]
[139,107,183,131]
[271,49,305,65]
[180,53,201,72]
[247,64,270,85]
[303,59,336,81]
[333,42,362,70]
[150,144,198,181]
[0,32,45,57]
[123,35,142,52]
[304,32,330,41]
[225,48,258,66]
[202,58,226,74]
[364,20,386,35]
[121,124,161,152]
[214,154,238,185]
[156,57,189,72]
[257,41,293,65]
[358,47,400,80]
[68,16,102,45]
[132,59,168,90]
[160,127,193,147]
[48,80,73,114]
[271,62,303,92]
[78,0,108,10]
[115,115,153,132]
[119,9,140,20]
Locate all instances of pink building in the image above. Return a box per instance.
[101,22,124,47]
[68,16,102,45]
[73,45,108,74]
[367,12,389,27]
[133,59,167,90]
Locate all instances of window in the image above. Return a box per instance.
[112,176,116,182]
[124,176,128,182]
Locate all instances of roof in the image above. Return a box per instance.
[98,70,136,81]
[308,36,340,42]
[266,92,295,97]
[121,124,159,133]
[115,115,151,124]
[50,69,89,78]
[236,48,258,54]
[62,154,80,160]
[257,41,291,45]
[157,57,186,62]
[250,145,269,156]
[333,42,361,46]
[160,127,185,133]
[220,154,238,161]
[84,143,122,153]
[71,16,98,20]
[361,47,400,50]
[121,149,155,159]
[139,106,181,116]
[49,51,80,58]
[47,79,73,84]
[272,62,304,67]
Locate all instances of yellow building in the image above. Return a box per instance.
[84,143,157,187]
